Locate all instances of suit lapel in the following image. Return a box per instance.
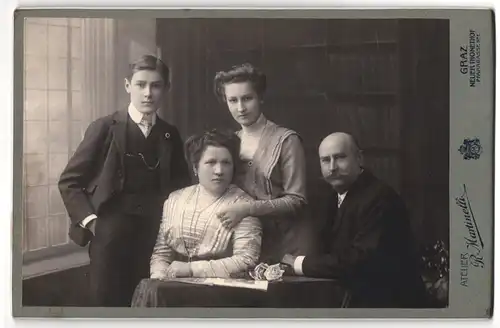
[331,193,346,237]
[110,109,177,193]
[155,117,174,191]
[330,170,370,234]
[331,170,374,235]
[110,109,128,169]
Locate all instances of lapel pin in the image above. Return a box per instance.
[165,132,171,139]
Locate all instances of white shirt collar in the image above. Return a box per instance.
[128,103,157,126]
[337,192,347,207]
[337,169,364,207]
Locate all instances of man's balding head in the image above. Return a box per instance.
[318,132,363,193]
[319,132,361,154]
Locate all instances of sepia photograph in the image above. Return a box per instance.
[12,9,493,318]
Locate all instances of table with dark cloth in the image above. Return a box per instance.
[131,276,347,308]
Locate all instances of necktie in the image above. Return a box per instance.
[338,194,346,208]
[141,116,153,137]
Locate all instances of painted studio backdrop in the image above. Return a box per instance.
[21,17,449,306]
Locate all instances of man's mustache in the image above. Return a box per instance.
[323,173,345,181]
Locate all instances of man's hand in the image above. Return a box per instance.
[87,219,97,236]
[281,254,297,267]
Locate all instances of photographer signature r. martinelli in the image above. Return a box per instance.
[455,184,485,287]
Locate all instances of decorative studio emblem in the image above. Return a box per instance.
[458,137,483,160]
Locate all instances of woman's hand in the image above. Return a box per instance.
[216,202,252,230]
[164,261,192,278]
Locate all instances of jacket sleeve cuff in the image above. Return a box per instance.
[293,256,306,275]
[80,214,97,228]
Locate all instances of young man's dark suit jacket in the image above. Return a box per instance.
[58,108,190,247]
[304,170,428,308]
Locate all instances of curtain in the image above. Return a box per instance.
[81,18,117,126]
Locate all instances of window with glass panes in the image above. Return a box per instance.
[23,17,84,259]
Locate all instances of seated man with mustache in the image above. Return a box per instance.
[281,132,428,308]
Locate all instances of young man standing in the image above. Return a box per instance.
[58,55,190,306]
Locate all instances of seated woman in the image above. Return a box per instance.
[149,129,262,279]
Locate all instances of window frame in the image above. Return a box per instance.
[22,17,86,273]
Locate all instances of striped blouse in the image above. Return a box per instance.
[150,184,262,279]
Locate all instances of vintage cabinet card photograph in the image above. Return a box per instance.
[11,7,495,319]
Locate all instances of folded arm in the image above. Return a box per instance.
[300,193,396,279]
[248,134,308,217]
[189,217,262,278]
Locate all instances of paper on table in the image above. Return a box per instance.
[163,278,269,291]
[210,278,268,291]
[162,278,215,286]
